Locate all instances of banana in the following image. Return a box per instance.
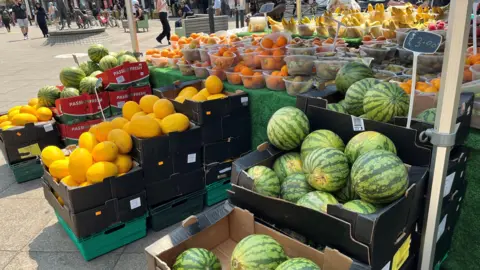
[334,7,341,14]
[368,4,374,12]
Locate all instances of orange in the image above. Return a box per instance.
[228,73,242,84]
[223,51,234,57]
[464,67,473,82]
[430,78,441,90]
[273,50,284,57]
[167,52,176,58]
[234,64,245,72]
[272,71,279,76]
[415,82,430,91]
[281,65,288,74]
[260,50,271,56]
[399,82,411,94]
[261,38,274,48]
[422,86,438,93]
[241,67,254,76]
[160,50,169,57]
[205,75,224,94]
[178,38,187,45]
[276,36,287,47]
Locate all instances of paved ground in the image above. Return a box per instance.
[0,18,237,269]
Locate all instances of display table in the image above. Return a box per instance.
[149,67,197,89]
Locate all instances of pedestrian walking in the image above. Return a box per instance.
[1,9,11,32]
[12,0,29,39]
[35,2,49,37]
[156,0,171,45]
[48,2,56,22]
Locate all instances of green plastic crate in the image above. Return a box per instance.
[10,158,43,183]
[205,178,231,206]
[149,189,205,231]
[56,212,147,261]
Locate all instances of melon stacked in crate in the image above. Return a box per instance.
[39,115,147,261]
[0,98,62,183]
[153,75,251,207]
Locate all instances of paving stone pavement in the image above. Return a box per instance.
[0,18,238,269]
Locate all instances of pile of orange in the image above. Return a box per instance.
[265,65,288,90]
[399,78,440,95]
[239,66,263,88]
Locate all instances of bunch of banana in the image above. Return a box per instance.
[339,15,363,38]
[341,15,361,27]
[370,3,385,23]
[267,16,281,26]
[315,18,329,37]
[282,17,297,34]
[300,16,312,25]
[381,19,397,39]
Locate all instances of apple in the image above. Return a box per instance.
[428,23,437,31]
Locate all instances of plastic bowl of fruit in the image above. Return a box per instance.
[206,67,226,81]
[417,53,444,75]
[192,65,210,78]
[316,45,336,53]
[314,59,349,80]
[286,44,318,56]
[241,71,266,89]
[240,51,260,68]
[395,28,416,46]
[359,45,388,64]
[397,48,414,65]
[198,48,210,62]
[260,32,292,50]
[177,63,194,76]
[297,24,315,37]
[381,64,405,75]
[263,71,286,91]
[374,70,397,81]
[258,55,286,70]
[284,76,313,96]
[181,48,201,62]
[208,51,237,69]
[151,57,168,68]
[381,28,396,39]
[225,69,243,85]
[362,40,386,46]
[339,26,365,39]
[168,58,180,69]
[284,55,316,76]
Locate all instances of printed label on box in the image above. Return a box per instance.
[392,235,411,270]
[351,116,365,131]
[130,197,141,210]
[43,123,53,132]
[187,153,197,163]
[17,143,41,160]
[241,97,249,105]
[129,85,152,103]
[58,119,102,142]
[85,92,111,120]
[53,94,89,125]
[443,172,455,198]
[102,64,132,91]
[128,62,150,88]
[437,215,447,242]
[107,90,130,116]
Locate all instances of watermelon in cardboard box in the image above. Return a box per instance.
[127,62,150,88]
[52,94,89,125]
[98,64,132,91]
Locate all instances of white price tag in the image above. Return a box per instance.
[437,214,447,242]
[43,123,53,132]
[187,153,197,163]
[241,97,249,105]
[219,167,232,174]
[443,172,455,198]
[118,101,126,108]
[351,116,365,131]
[460,171,464,178]
[130,197,141,210]
[116,76,125,83]
[382,261,391,270]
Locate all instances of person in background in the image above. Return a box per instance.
[1,8,11,32]
[213,0,221,15]
[35,2,49,37]
[134,2,144,20]
[156,0,171,44]
[12,0,29,39]
[180,0,194,17]
[48,2,55,21]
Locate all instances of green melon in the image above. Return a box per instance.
[359,114,369,119]
[343,200,377,214]
[109,52,118,58]
[118,54,138,65]
[303,147,349,192]
[344,78,379,116]
[90,71,103,77]
[247,166,281,197]
[37,86,60,107]
[276,258,321,270]
[297,191,338,213]
[333,176,358,203]
[59,66,86,89]
[116,50,135,58]
[327,103,347,114]
[99,55,119,71]
[344,131,397,164]
[351,149,408,204]
[267,106,310,151]
[273,152,303,183]
[231,234,287,270]
[79,61,100,76]
[335,62,374,95]
[280,173,314,203]
[79,77,99,94]
[300,130,345,162]
[416,108,436,124]
[363,82,409,123]
[173,248,221,270]
[88,44,109,63]
[60,87,80,98]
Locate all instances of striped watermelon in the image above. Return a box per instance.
[416,108,436,124]
[303,148,349,192]
[351,149,408,204]
[37,86,60,107]
[99,55,119,71]
[333,176,358,203]
[79,77,99,94]
[118,54,138,65]
[344,78,379,116]
[59,67,86,89]
[276,258,321,270]
[363,82,409,123]
[88,44,109,63]
[297,191,338,213]
[267,107,310,151]
[173,248,221,270]
[359,114,369,119]
[343,200,377,214]
[247,166,281,197]
[327,103,347,114]
[79,61,100,76]
[300,130,345,162]
[231,234,287,270]
[90,71,103,78]
[335,62,374,95]
[344,131,397,164]
[280,173,314,203]
[273,152,303,183]
[60,87,80,98]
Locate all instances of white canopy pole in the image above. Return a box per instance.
[419,1,472,269]
[125,0,140,54]
[296,0,301,20]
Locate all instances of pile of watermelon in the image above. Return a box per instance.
[172,235,321,270]
[251,106,409,215]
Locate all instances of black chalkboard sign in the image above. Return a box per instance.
[403,31,443,54]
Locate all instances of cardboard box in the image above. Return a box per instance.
[52,92,111,125]
[129,85,153,103]
[200,110,251,144]
[107,89,130,116]
[42,181,147,239]
[205,160,233,186]
[58,119,102,146]
[203,136,251,165]
[153,80,250,125]
[98,64,132,91]
[127,62,151,88]
[145,202,366,270]
[0,121,62,165]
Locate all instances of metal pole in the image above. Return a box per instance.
[296,0,300,19]
[125,0,140,54]
[208,0,214,33]
[419,1,472,269]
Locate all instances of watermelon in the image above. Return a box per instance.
[116,50,134,58]
[300,130,345,161]
[88,44,109,63]
[231,234,287,270]
[59,66,86,89]
[247,166,281,197]
[344,78,379,116]
[79,77,99,94]
[303,148,349,192]
[173,248,221,270]
[37,86,60,107]
[79,61,100,76]
[99,55,119,71]
[335,62,374,95]
[363,82,409,123]
[417,108,436,124]
[327,103,347,113]
[359,114,369,119]
[280,173,314,203]
[90,71,103,78]
[344,131,397,164]
[273,152,303,183]
[351,149,408,204]
[343,200,377,214]
[60,87,80,98]
[267,107,310,151]
[276,258,321,270]
[109,52,118,58]
[333,176,358,203]
[118,54,138,65]
[296,191,338,213]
